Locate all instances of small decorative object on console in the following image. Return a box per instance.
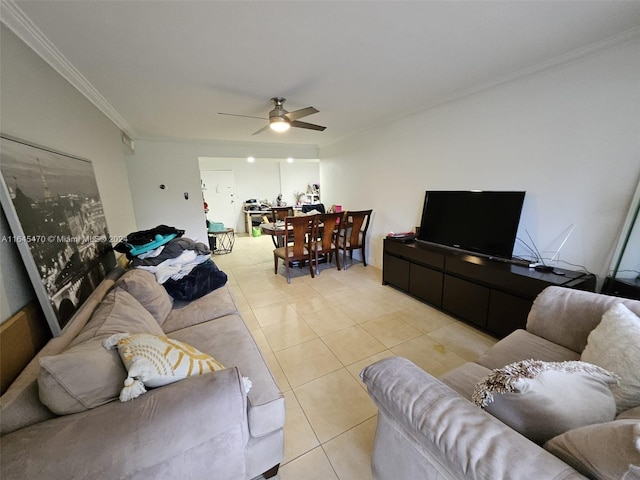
[386,231,416,242]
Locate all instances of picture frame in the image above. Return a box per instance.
[0,134,116,336]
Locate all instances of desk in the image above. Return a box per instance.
[208,228,235,254]
[243,209,272,233]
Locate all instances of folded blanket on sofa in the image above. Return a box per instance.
[163,260,228,301]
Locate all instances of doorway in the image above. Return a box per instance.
[200,170,237,230]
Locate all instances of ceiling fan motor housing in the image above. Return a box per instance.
[269,97,289,122]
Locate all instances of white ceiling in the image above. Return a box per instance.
[3,0,640,148]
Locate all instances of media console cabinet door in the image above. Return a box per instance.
[382,253,410,291]
[486,291,532,338]
[409,264,443,307]
[442,275,490,329]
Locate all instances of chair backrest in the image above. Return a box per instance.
[302,203,326,214]
[317,212,342,252]
[285,215,316,257]
[344,209,372,247]
[272,206,293,222]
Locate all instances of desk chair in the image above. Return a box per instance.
[313,212,342,274]
[338,209,372,269]
[273,215,316,284]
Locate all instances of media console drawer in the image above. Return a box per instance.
[384,240,444,269]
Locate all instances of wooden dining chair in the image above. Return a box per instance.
[273,215,316,284]
[338,209,372,269]
[313,212,342,274]
[270,206,294,247]
[271,206,293,223]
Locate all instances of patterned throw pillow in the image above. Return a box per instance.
[103,333,251,401]
[472,359,618,444]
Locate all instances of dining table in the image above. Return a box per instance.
[260,221,289,248]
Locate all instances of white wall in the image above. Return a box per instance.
[320,39,640,282]
[126,140,318,239]
[0,25,138,322]
[198,157,320,232]
[279,161,321,207]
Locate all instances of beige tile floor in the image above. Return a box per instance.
[213,233,498,480]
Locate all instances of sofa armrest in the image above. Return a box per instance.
[1,368,248,480]
[361,357,588,480]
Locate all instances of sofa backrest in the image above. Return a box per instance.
[526,286,640,354]
[0,267,125,436]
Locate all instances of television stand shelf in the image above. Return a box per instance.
[383,239,596,338]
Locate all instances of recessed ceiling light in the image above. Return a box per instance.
[287,157,294,163]
[247,156,255,163]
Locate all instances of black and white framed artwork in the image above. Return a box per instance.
[0,135,116,336]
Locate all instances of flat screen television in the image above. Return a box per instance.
[417,191,526,260]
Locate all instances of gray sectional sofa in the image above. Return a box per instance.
[362,286,640,480]
[0,267,284,480]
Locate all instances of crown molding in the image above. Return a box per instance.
[1,0,137,139]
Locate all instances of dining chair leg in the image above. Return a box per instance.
[285,259,291,284]
[274,255,278,274]
[309,253,315,279]
[362,241,367,267]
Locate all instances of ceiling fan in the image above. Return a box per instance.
[219,97,326,135]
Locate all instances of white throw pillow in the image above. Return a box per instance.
[581,303,640,414]
[472,359,618,444]
[104,333,251,401]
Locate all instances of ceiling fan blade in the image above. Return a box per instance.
[285,107,319,122]
[290,120,326,131]
[252,125,270,135]
[218,112,267,120]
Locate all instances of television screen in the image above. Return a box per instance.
[417,191,525,260]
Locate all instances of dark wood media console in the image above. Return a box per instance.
[383,238,596,338]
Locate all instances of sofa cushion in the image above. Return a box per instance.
[476,329,579,370]
[69,287,165,347]
[38,288,165,415]
[439,362,492,400]
[472,359,618,444]
[544,419,640,480]
[581,303,640,414]
[169,315,285,438]
[619,406,640,421]
[103,333,229,401]
[115,269,173,326]
[162,284,239,334]
[526,286,640,354]
[38,339,126,415]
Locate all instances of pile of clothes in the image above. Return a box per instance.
[114,225,227,301]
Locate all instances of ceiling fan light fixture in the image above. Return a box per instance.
[269,117,290,132]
